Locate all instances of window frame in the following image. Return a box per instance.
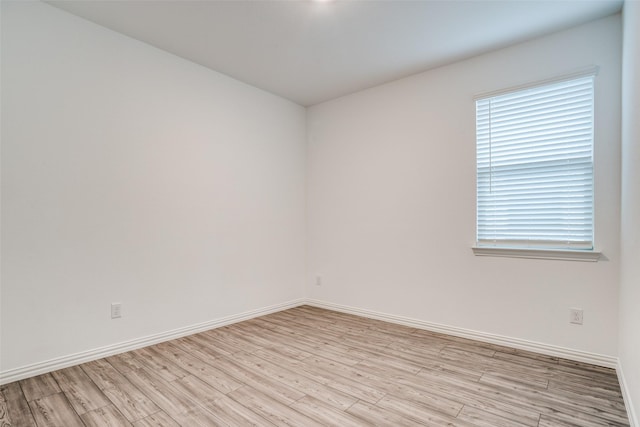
[472,67,601,262]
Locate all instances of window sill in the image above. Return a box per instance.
[471,246,601,262]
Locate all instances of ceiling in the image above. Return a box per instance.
[48,0,623,106]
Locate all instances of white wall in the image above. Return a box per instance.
[1,1,306,374]
[307,16,622,357]
[0,0,628,388]
[620,1,640,423]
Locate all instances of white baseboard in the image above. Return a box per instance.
[0,298,306,385]
[0,296,624,397]
[305,299,619,369]
[618,359,639,427]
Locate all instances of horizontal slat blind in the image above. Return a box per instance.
[476,76,594,249]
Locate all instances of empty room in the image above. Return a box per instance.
[1,0,638,426]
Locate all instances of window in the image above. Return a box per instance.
[476,75,595,252]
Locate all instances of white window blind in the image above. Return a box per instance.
[476,75,594,250]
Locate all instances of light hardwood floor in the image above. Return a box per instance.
[0,306,630,426]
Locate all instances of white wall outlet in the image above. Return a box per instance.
[111,302,122,319]
[315,275,322,286]
[569,308,583,325]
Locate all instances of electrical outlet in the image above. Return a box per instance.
[316,275,322,286]
[111,302,122,319]
[569,308,583,325]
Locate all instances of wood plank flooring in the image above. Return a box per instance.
[0,306,630,426]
